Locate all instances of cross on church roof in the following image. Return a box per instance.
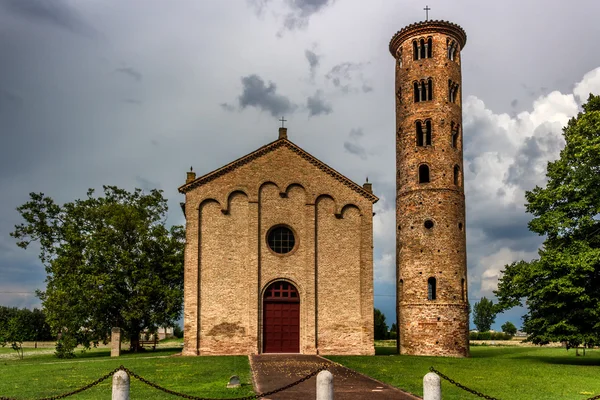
[279,116,287,128]
[424,5,431,21]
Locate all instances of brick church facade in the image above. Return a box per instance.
[178,127,377,355]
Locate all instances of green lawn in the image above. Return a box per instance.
[3,343,600,400]
[328,346,600,400]
[0,345,254,399]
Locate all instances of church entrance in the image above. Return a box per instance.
[263,281,300,353]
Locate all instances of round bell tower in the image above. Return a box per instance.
[389,20,469,357]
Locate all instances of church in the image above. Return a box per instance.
[178,126,377,355]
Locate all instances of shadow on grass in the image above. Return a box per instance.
[375,347,398,356]
[521,353,600,366]
[71,346,181,360]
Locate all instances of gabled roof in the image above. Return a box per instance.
[178,138,378,203]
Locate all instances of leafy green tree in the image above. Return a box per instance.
[11,186,185,356]
[0,306,23,358]
[374,308,388,340]
[501,321,517,336]
[473,297,496,332]
[0,307,51,358]
[495,94,600,348]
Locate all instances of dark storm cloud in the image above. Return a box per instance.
[1,0,94,36]
[343,141,367,159]
[238,74,296,117]
[283,0,335,30]
[361,84,373,93]
[504,122,564,190]
[462,113,514,163]
[306,90,332,117]
[349,128,363,139]
[343,128,368,159]
[305,49,320,79]
[115,67,142,82]
[325,62,372,94]
[220,103,236,112]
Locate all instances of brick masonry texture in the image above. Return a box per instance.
[178,137,376,356]
[390,20,470,357]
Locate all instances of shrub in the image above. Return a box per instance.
[469,331,513,340]
[173,325,183,339]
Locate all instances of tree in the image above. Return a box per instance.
[495,94,600,348]
[501,321,517,336]
[374,308,388,340]
[473,297,496,332]
[11,186,185,356]
[0,307,52,358]
[389,322,398,339]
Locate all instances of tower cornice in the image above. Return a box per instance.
[389,20,467,57]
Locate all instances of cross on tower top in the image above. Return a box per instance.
[424,5,431,21]
[279,116,287,128]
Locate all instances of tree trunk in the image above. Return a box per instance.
[130,331,141,352]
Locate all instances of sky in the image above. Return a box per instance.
[1,0,600,332]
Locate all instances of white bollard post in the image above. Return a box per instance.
[112,370,130,400]
[423,372,441,400]
[316,370,334,400]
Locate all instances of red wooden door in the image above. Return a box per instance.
[263,282,300,353]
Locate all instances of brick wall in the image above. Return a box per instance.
[390,20,470,357]
[181,143,375,355]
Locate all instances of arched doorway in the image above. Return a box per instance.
[263,281,300,353]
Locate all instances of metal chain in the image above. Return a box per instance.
[431,366,600,400]
[123,363,329,400]
[429,366,500,400]
[0,366,122,400]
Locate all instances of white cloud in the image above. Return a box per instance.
[476,247,538,296]
[462,66,600,302]
[574,67,600,103]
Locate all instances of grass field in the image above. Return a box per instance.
[3,342,600,399]
[0,343,254,399]
[329,345,600,400]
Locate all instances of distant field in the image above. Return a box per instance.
[0,340,253,400]
[329,346,600,400]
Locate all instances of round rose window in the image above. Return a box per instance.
[267,226,295,254]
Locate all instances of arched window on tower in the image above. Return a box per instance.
[419,164,430,183]
[413,82,420,102]
[397,48,403,68]
[421,81,427,102]
[425,120,432,145]
[447,39,457,61]
[452,124,460,148]
[454,165,460,186]
[416,121,424,146]
[413,40,418,60]
[420,38,426,59]
[427,79,433,100]
[399,279,404,301]
[448,81,459,103]
[427,37,433,58]
[428,277,437,300]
